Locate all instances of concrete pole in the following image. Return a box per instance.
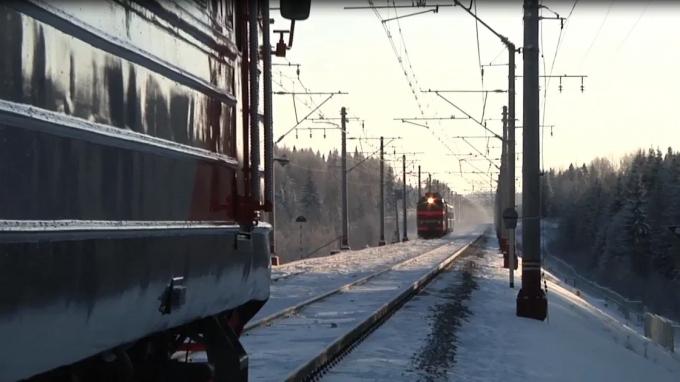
[508,42,517,276]
[379,136,386,246]
[458,194,463,223]
[509,227,515,288]
[402,154,409,242]
[508,42,517,213]
[340,107,350,250]
[261,0,275,254]
[394,199,400,243]
[501,106,508,244]
[428,173,432,193]
[517,0,547,320]
[501,106,509,264]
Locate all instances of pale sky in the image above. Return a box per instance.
[270,1,680,194]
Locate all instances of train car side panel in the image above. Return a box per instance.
[0,1,270,380]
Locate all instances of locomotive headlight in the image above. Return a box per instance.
[427,197,435,205]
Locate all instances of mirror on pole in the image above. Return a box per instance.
[280,0,311,20]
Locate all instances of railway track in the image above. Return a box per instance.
[251,232,471,323]
[242,230,487,381]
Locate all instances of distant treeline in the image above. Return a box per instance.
[543,148,680,319]
[272,146,482,262]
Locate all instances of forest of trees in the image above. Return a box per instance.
[542,148,680,319]
[273,145,411,262]
[272,146,480,263]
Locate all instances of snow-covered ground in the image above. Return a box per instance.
[454,245,680,381]
[541,220,679,350]
[252,224,482,322]
[241,227,485,381]
[323,238,484,381]
[324,234,680,381]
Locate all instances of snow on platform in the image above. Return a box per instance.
[252,224,483,322]
[323,235,680,381]
[454,241,680,382]
[242,227,485,381]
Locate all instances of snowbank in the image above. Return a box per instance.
[454,242,680,382]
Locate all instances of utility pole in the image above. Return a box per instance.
[517,0,547,320]
[450,0,519,259]
[340,107,350,250]
[394,198,400,243]
[502,107,516,286]
[428,173,432,193]
[457,193,463,223]
[501,106,509,265]
[418,165,422,197]
[402,154,409,242]
[507,40,518,275]
[379,136,386,246]
[508,41,517,217]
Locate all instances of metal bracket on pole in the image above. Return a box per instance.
[422,90,505,142]
[274,91,348,143]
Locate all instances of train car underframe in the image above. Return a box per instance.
[8,293,265,382]
[31,300,265,382]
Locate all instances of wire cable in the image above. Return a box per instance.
[369,0,493,191]
[473,0,483,88]
[579,0,613,69]
[614,0,649,56]
[540,0,578,170]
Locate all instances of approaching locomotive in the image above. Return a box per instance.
[0,1,309,381]
[417,192,455,238]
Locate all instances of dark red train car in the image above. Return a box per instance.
[417,192,455,238]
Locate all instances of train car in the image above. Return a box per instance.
[0,1,308,380]
[416,192,455,239]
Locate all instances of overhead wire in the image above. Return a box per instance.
[614,0,650,55]
[540,0,578,170]
[369,0,495,192]
[579,0,613,69]
[473,0,483,88]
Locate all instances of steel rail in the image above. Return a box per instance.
[285,232,487,381]
[243,236,468,333]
